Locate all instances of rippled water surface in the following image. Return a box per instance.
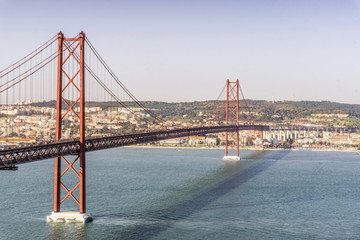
[1,148,360,239]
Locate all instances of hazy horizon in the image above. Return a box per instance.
[1,0,360,104]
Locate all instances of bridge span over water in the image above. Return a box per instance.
[0,124,269,169]
[0,31,346,223]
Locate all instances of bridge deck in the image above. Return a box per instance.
[0,125,268,168]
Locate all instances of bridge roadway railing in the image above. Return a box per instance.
[0,124,269,168]
[269,125,346,133]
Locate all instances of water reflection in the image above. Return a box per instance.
[223,159,241,167]
[48,222,88,240]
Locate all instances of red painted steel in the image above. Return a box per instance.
[0,125,270,169]
[224,79,240,157]
[79,31,86,213]
[225,80,229,156]
[54,32,63,212]
[53,31,86,213]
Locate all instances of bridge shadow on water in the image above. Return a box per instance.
[48,150,290,240]
[98,150,291,240]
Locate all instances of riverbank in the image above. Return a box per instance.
[125,144,360,153]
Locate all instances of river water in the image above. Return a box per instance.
[1,148,360,239]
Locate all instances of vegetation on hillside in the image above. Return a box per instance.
[29,99,360,129]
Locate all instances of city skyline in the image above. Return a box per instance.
[1,0,360,104]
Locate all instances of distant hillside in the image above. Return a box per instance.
[137,100,360,121]
[29,99,360,127]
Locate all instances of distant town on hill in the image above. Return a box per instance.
[31,99,360,130]
[3,99,360,149]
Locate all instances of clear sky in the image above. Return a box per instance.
[1,0,360,103]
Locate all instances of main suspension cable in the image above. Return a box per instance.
[0,35,57,77]
[63,41,160,126]
[85,37,164,123]
[0,36,78,94]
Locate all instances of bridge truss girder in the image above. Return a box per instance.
[0,125,269,168]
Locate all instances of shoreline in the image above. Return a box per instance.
[124,144,360,153]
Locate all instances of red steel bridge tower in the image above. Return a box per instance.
[223,79,240,161]
[47,32,92,223]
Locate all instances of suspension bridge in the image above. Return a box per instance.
[0,31,272,222]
